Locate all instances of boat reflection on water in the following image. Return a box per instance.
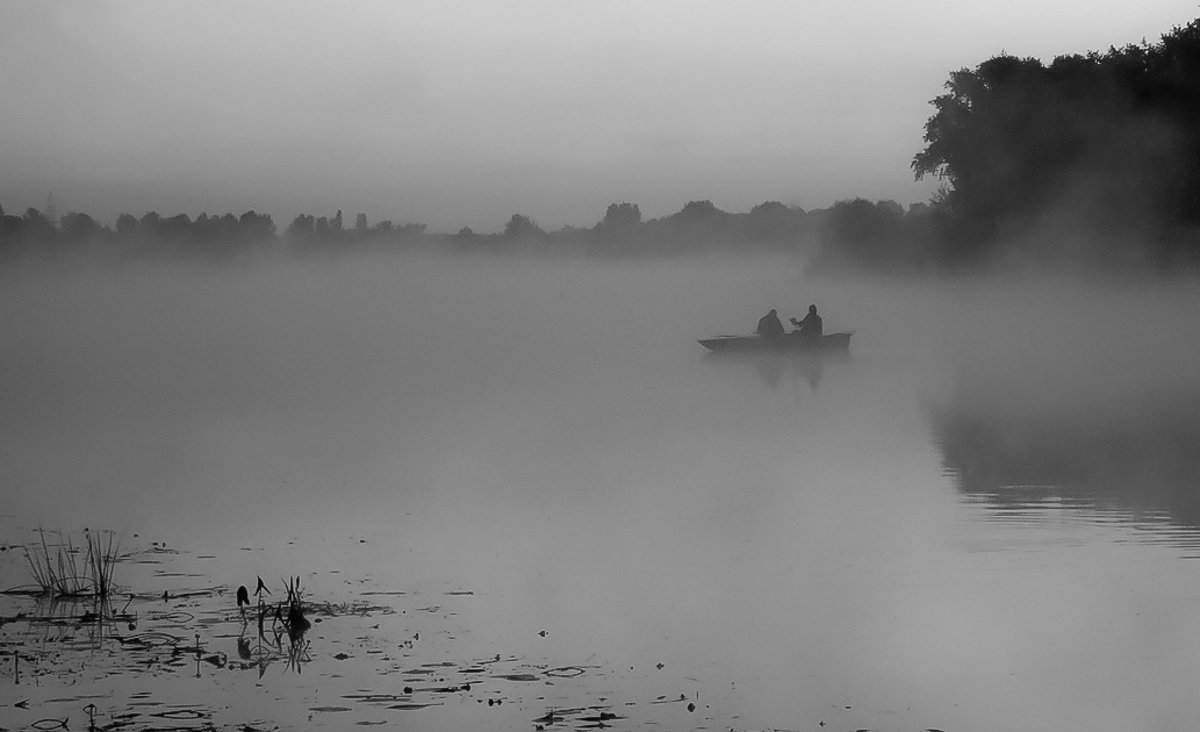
[926,362,1200,542]
[703,347,849,393]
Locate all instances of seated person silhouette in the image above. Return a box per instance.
[756,309,785,339]
[790,304,823,338]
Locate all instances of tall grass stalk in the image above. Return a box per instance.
[85,529,120,598]
[24,528,121,598]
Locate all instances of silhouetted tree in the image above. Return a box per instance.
[286,214,316,240]
[674,200,723,223]
[139,212,162,238]
[166,214,194,239]
[115,213,139,237]
[238,210,275,240]
[588,202,641,252]
[216,214,238,241]
[597,202,641,232]
[59,212,105,242]
[23,207,54,238]
[0,204,24,245]
[745,201,807,242]
[651,200,735,249]
[192,213,216,240]
[503,213,544,239]
[810,198,917,271]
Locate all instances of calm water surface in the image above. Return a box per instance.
[2,254,1200,731]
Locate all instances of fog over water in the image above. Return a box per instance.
[4,251,1200,731]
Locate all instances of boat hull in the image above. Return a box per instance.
[698,331,852,353]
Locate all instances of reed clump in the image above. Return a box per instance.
[282,576,311,636]
[24,528,121,598]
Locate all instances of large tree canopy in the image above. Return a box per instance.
[914,18,1200,253]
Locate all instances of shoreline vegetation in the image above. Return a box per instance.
[6,16,1200,274]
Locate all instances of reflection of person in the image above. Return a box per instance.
[756,309,785,339]
[790,304,823,337]
[755,358,783,389]
[799,354,824,392]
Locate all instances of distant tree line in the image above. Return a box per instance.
[284,209,427,247]
[0,204,280,258]
[2,198,928,261]
[471,200,829,256]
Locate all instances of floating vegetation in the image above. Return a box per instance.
[149,708,209,720]
[152,610,196,625]
[119,631,183,647]
[545,665,588,678]
[341,693,411,703]
[1,535,721,732]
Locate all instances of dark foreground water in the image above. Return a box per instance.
[2,253,1200,731]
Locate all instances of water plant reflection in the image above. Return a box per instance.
[234,575,313,677]
[4,593,136,650]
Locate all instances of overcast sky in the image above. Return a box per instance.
[2,1,1197,233]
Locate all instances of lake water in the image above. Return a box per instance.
[3,252,1200,731]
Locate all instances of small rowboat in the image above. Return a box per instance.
[698,331,853,353]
